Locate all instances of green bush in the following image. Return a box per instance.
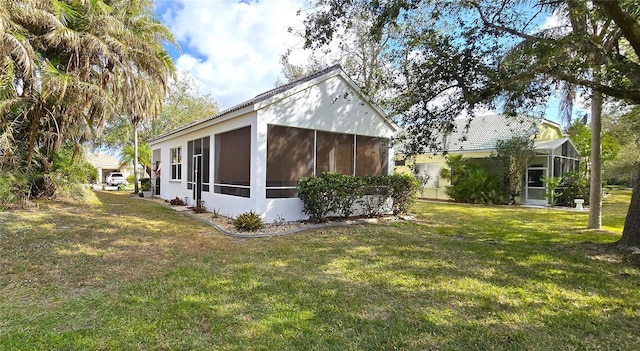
[234,210,265,232]
[297,173,338,222]
[388,173,420,215]
[445,165,502,204]
[297,173,419,221]
[560,171,589,206]
[24,146,94,201]
[0,171,29,210]
[359,175,391,217]
[325,173,364,218]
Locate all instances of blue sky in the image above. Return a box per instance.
[154,0,312,110]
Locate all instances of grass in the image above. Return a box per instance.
[1,190,639,350]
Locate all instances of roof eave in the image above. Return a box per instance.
[149,104,256,145]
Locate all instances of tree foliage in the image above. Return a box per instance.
[0,0,175,201]
[491,136,536,205]
[94,72,219,163]
[303,0,640,245]
[281,9,396,108]
[304,0,640,141]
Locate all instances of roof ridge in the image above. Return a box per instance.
[150,64,344,142]
[252,64,343,101]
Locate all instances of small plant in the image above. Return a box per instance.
[193,203,207,213]
[169,197,185,205]
[211,207,221,218]
[234,210,265,232]
[273,214,286,226]
[542,176,563,207]
[140,178,152,191]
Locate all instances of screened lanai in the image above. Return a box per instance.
[524,137,581,205]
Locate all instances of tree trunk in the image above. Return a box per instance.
[133,126,139,194]
[619,164,640,247]
[588,89,602,229]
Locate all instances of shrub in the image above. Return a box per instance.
[359,175,390,217]
[298,173,420,220]
[388,173,419,215]
[234,210,264,232]
[38,146,95,201]
[193,204,207,213]
[560,171,589,206]
[542,176,563,206]
[297,174,337,222]
[140,178,152,191]
[325,173,364,218]
[445,165,502,204]
[0,171,29,210]
[169,197,186,205]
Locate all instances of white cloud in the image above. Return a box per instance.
[540,8,571,34]
[158,0,311,109]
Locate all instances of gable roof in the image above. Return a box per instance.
[445,114,561,152]
[150,65,395,143]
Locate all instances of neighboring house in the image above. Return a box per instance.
[149,65,397,221]
[86,153,133,184]
[396,114,580,205]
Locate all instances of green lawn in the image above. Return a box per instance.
[1,190,638,350]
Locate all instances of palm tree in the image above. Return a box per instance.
[0,0,175,197]
[120,143,151,179]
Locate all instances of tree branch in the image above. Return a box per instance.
[470,1,549,42]
[594,0,640,59]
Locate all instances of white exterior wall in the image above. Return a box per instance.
[151,113,258,219]
[256,74,395,222]
[150,72,396,223]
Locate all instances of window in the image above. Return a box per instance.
[413,163,440,188]
[266,125,314,198]
[215,126,251,197]
[265,125,390,198]
[527,168,545,187]
[316,131,354,175]
[170,147,182,180]
[355,135,388,176]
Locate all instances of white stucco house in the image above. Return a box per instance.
[149,65,398,221]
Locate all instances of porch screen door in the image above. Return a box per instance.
[193,154,202,207]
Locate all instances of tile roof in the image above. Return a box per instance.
[446,114,548,152]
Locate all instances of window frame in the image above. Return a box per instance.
[214,126,251,198]
[170,147,182,180]
[265,124,390,199]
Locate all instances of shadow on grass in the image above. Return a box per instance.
[1,190,639,350]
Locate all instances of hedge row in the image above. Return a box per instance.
[297,172,419,223]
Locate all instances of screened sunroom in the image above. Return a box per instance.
[148,65,397,221]
[524,137,581,206]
